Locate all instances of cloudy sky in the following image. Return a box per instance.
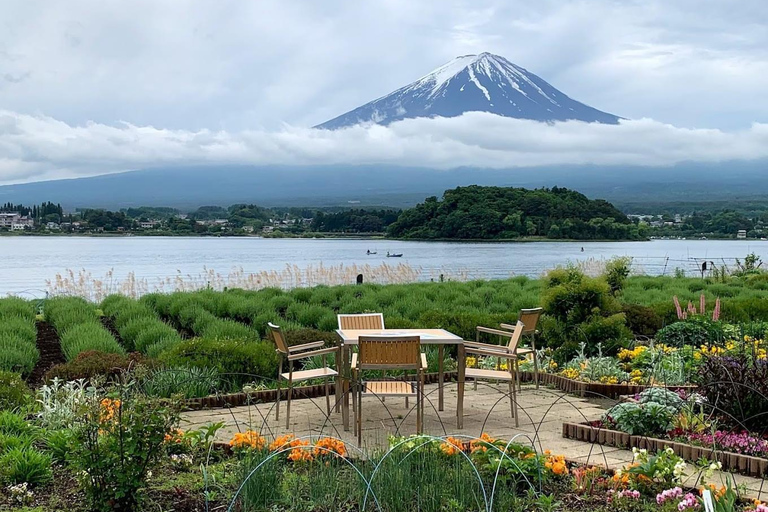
[1,0,767,184]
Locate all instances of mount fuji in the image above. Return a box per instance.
[316,52,621,129]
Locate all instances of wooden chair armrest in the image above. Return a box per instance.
[421,353,428,370]
[465,346,518,359]
[499,323,516,331]
[288,340,326,352]
[476,325,514,337]
[515,347,534,354]
[287,346,338,361]
[463,340,509,353]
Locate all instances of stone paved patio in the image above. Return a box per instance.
[181,382,767,499]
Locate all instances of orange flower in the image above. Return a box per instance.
[99,398,121,423]
[229,430,266,450]
[699,484,726,497]
[545,453,569,476]
[164,428,185,444]
[287,439,312,462]
[440,437,466,456]
[470,433,495,454]
[313,437,347,458]
[269,434,296,451]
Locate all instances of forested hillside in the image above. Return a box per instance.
[387,186,643,240]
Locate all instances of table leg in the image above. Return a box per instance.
[438,345,444,412]
[342,345,350,431]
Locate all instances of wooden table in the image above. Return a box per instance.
[336,328,464,430]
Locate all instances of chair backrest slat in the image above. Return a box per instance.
[505,321,525,353]
[518,308,544,334]
[358,335,420,370]
[268,322,289,354]
[338,313,385,330]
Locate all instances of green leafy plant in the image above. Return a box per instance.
[623,447,686,490]
[0,371,30,411]
[605,402,676,436]
[159,337,277,390]
[0,447,53,487]
[70,388,181,512]
[139,366,220,399]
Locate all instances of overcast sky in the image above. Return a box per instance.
[1,0,767,184]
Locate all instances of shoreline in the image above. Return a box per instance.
[0,232,757,242]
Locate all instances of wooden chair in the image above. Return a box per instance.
[268,322,340,429]
[457,321,525,429]
[337,313,385,330]
[352,335,427,446]
[337,313,386,411]
[501,307,544,390]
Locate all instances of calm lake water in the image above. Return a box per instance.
[1,236,766,297]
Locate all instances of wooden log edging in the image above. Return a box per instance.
[519,371,697,399]
[183,371,458,410]
[562,421,768,477]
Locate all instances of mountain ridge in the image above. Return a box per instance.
[316,52,621,129]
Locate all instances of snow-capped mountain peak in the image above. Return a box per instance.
[316,52,621,129]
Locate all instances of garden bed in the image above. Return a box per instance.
[520,371,697,398]
[562,421,768,477]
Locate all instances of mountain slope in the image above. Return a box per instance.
[316,52,621,129]
[1,161,767,210]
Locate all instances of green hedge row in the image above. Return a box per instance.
[100,295,183,358]
[142,293,258,341]
[0,298,39,377]
[44,297,124,361]
[140,278,542,341]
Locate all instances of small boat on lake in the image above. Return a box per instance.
[386,251,403,258]
[366,250,377,255]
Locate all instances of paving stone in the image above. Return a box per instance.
[181,382,768,498]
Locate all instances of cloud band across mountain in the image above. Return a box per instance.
[1,109,767,185]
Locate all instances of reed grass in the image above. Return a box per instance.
[46,264,473,301]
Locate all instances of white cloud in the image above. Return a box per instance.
[1,0,767,133]
[1,110,767,185]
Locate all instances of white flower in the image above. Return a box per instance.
[709,461,722,471]
[665,447,674,455]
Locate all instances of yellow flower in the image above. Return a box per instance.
[466,356,477,367]
[561,368,580,380]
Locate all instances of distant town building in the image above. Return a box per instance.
[737,229,747,239]
[139,221,160,229]
[1,213,34,230]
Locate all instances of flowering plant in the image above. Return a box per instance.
[621,447,686,490]
[686,430,768,458]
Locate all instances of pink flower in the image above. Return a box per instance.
[678,493,700,511]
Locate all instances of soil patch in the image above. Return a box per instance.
[101,315,124,345]
[28,320,66,385]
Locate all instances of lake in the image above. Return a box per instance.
[1,236,766,298]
